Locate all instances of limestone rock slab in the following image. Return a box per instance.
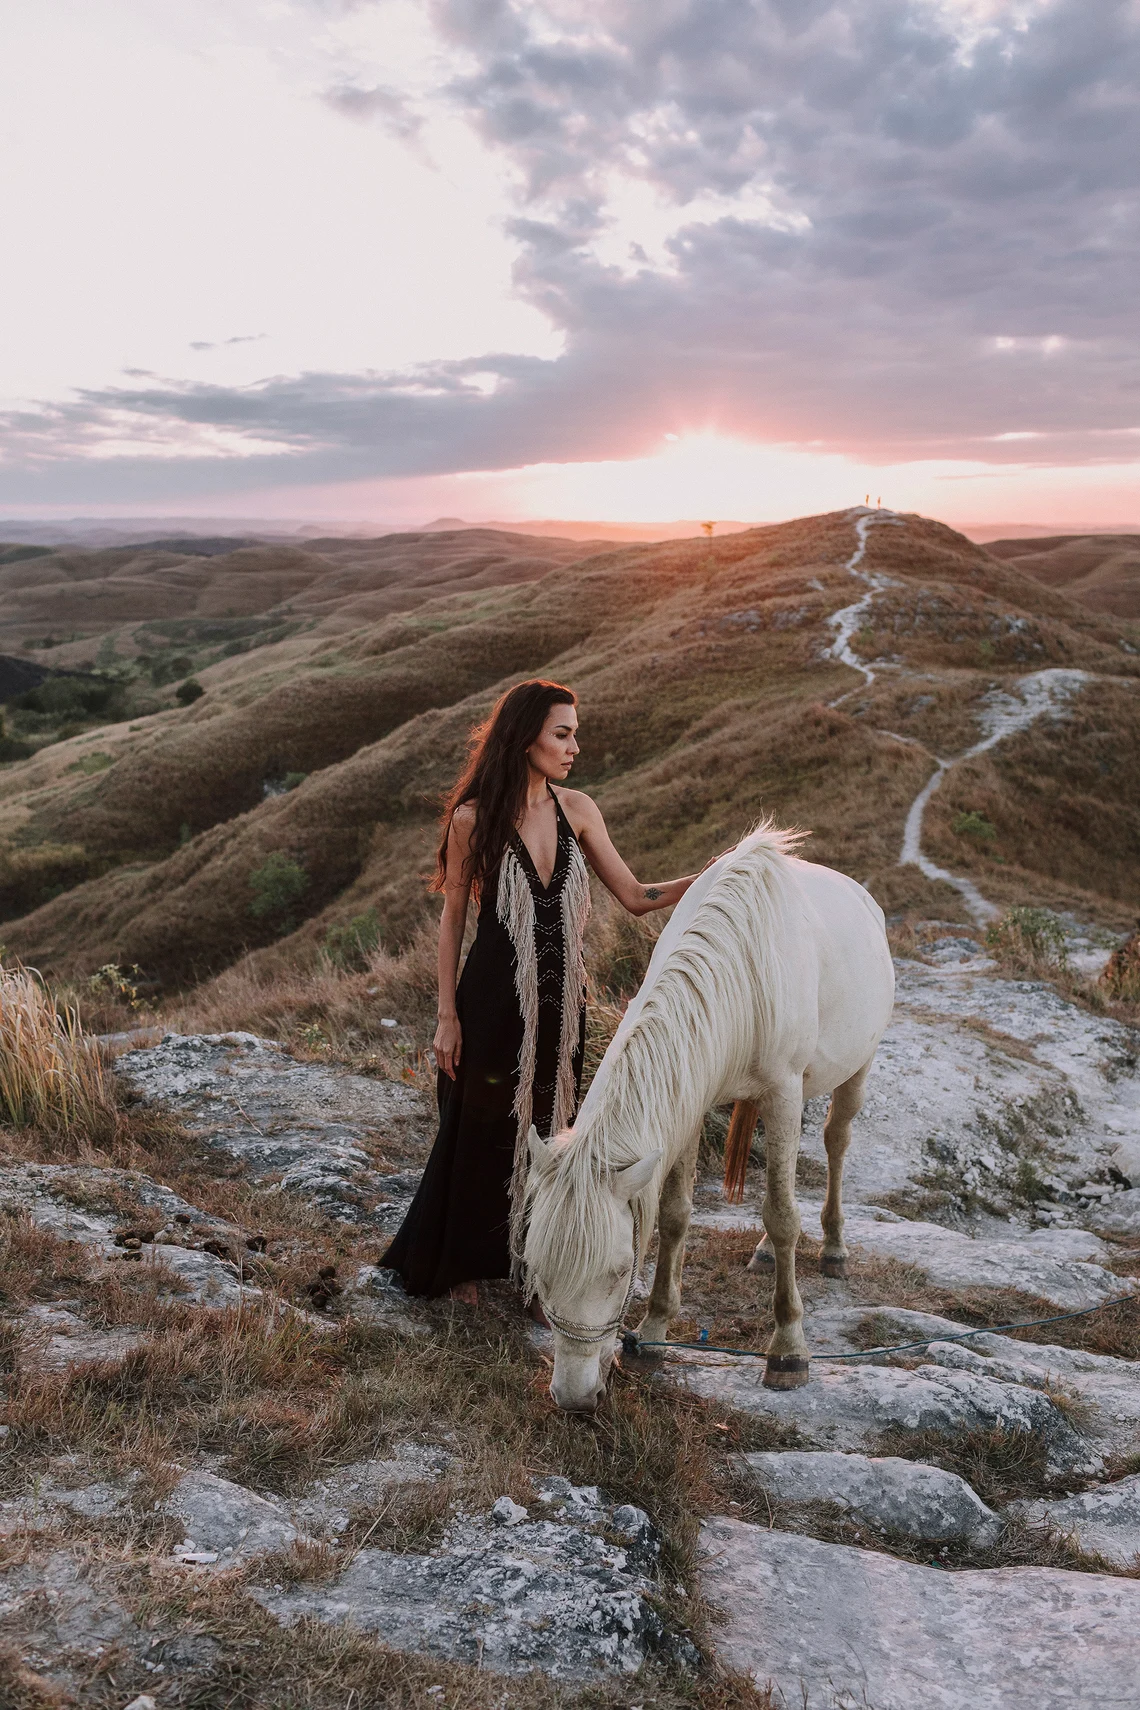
[692,1200,1129,1312]
[805,1303,1140,1456]
[117,1032,429,1226]
[252,1488,676,1678]
[740,1449,1001,1544]
[1014,1473,1140,1568]
[835,1219,1125,1311]
[668,1355,1098,1473]
[701,1517,1140,1709]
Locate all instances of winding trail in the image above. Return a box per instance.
[897,671,1091,924]
[827,509,1093,926]
[825,507,904,705]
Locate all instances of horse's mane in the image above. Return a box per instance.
[523,819,807,1300]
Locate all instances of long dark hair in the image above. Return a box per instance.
[433,679,577,893]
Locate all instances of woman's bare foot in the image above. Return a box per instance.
[448,1280,479,1306]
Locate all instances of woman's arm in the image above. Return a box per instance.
[565,791,699,917]
[434,808,474,1079]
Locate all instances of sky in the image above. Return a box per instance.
[1,0,1138,530]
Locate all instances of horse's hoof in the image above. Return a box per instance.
[621,1331,664,1361]
[820,1254,847,1279]
[747,1246,775,1273]
[763,1355,810,1390]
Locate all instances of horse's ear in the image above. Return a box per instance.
[529,1125,557,1174]
[610,1152,662,1201]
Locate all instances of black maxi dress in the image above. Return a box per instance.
[384,789,590,1296]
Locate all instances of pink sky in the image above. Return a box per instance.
[1,2,1137,532]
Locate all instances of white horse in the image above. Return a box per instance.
[523,823,894,1412]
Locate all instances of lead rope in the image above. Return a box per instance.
[619,1290,1137,1362]
[541,1205,643,1346]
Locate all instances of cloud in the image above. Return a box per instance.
[321,82,424,141]
[3,0,1138,501]
[188,335,269,352]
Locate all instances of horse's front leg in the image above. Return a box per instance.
[635,1131,699,1349]
[759,1082,809,1389]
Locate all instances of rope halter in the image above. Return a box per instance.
[540,1205,643,1346]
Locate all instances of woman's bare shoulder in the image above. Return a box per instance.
[552,786,602,833]
[450,801,477,834]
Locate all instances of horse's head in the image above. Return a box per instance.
[523,1126,661,1413]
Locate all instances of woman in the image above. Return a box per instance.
[384,678,700,1302]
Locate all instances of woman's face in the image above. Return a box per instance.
[527,702,579,782]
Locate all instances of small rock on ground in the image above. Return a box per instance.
[739,1449,1001,1545]
[701,1516,1140,1710]
[163,1470,303,1564]
[1013,1473,1140,1568]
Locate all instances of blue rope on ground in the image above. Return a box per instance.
[620,1291,1137,1363]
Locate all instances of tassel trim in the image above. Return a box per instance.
[497,828,591,1273]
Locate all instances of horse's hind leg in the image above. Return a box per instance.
[758,1081,809,1389]
[635,1130,699,1350]
[820,1063,870,1279]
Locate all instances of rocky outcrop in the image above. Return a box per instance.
[251,1479,682,1679]
[739,1449,1002,1545]
[117,1031,430,1227]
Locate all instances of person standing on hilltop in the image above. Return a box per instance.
[383,678,700,1303]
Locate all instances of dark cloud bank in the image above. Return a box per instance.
[4,0,1138,502]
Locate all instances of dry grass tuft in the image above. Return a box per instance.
[158,920,441,1086]
[985,906,1070,978]
[0,961,116,1145]
[0,1647,71,1710]
[874,1423,1057,1504]
[1102,927,1140,1005]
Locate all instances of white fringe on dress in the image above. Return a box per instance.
[497,834,591,1271]
[555,837,591,1139]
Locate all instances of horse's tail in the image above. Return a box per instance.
[722,1098,761,1203]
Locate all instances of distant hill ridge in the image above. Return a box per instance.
[984,534,1140,618]
[0,507,1136,990]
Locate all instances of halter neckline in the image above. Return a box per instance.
[510,785,570,895]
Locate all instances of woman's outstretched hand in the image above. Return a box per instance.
[433,1014,462,1080]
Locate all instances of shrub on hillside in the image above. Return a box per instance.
[248,852,309,929]
[952,810,997,842]
[323,908,381,970]
[0,961,115,1140]
[87,962,148,1012]
[16,674,125,722]
[175,678,205,705]
[985,906,1069,976]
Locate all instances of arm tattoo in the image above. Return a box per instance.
[643,886,663,901]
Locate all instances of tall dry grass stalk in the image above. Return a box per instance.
[0,961,115,1141]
